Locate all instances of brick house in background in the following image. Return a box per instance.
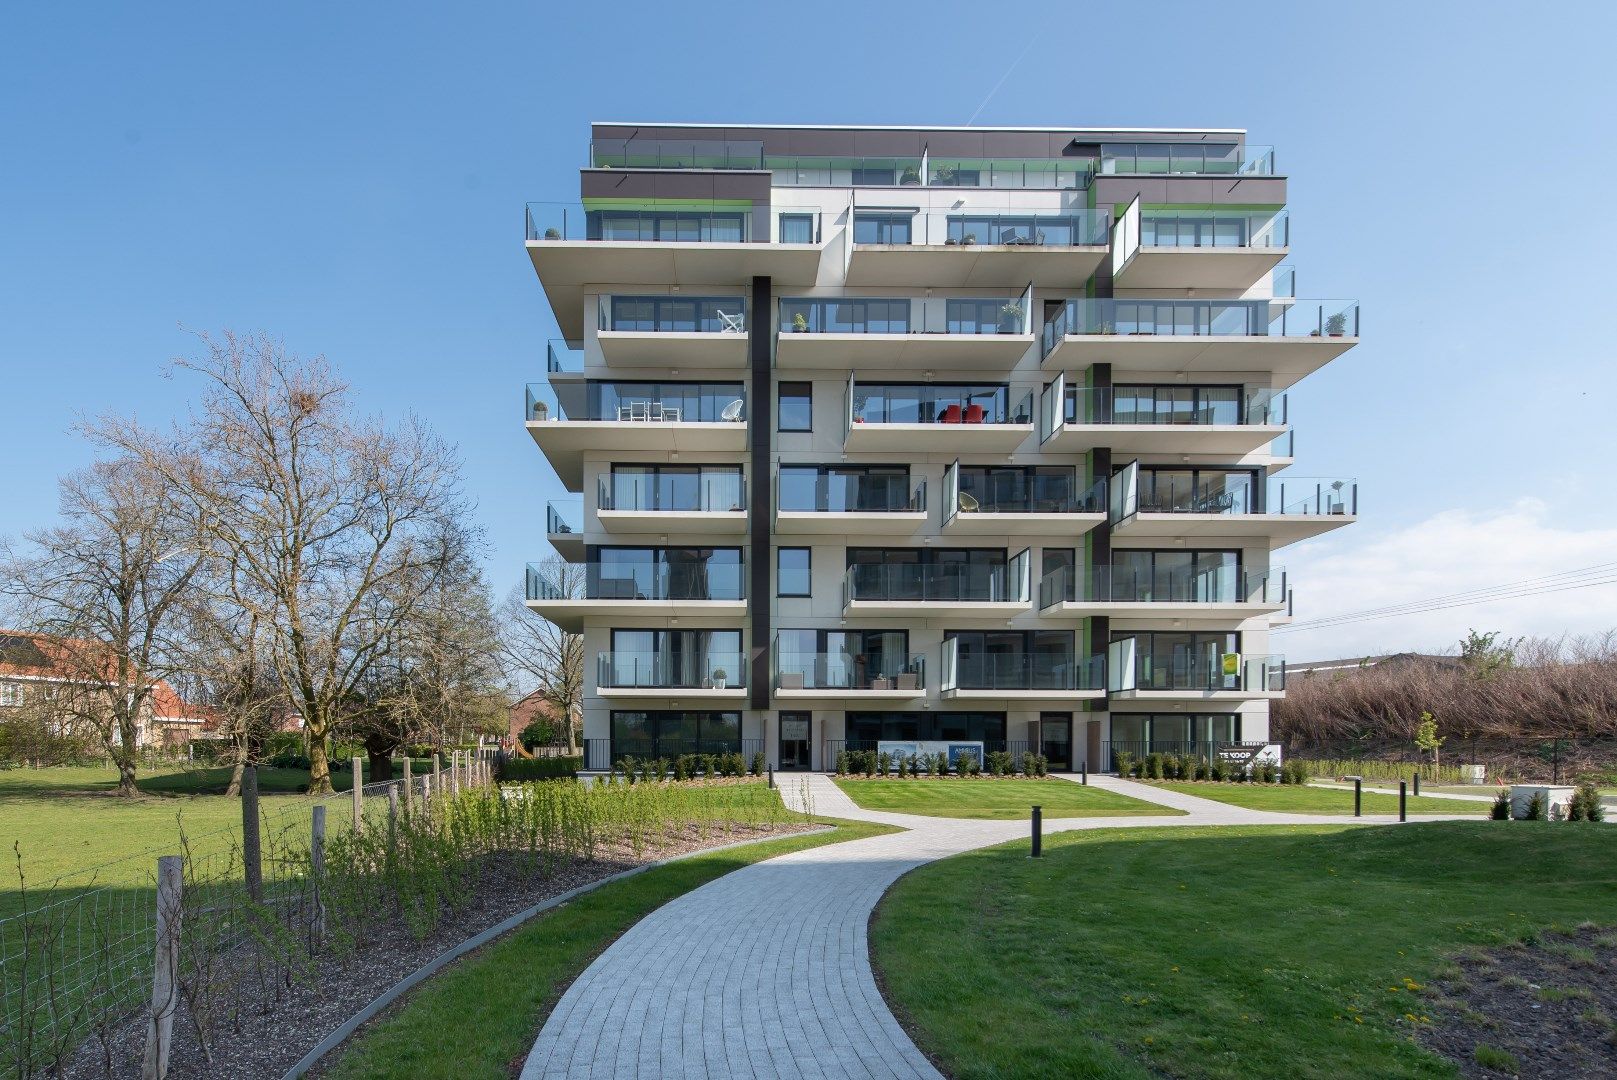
[508,689,578,750]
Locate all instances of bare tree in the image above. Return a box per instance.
[114,333,473,794]
[498,558,584,753]
[0,457,205,795]
[169,593,285,796]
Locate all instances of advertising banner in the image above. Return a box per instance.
[878,740,985,770]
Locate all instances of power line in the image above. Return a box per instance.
[1283,560,1617,626]
[1275,567,1617,634]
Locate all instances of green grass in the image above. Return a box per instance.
[323,817,899,1080]
[872,822,1617,1079]
[1148,780,1489,816]
[833,778,1181,819]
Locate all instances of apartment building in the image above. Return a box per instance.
[522,123,1357,773]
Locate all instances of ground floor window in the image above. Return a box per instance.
[610,710,742,761]
[843,711,1006,749]
[1107,713,1241,768]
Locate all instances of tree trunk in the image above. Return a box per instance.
[306,718,333,795]
[113,709,140,798]
[367,748,393,784]
[563,711,578,755]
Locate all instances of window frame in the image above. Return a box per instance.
[777,381,813,432]
[776,547,812,597]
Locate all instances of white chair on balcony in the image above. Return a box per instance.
[626,400,651,422]
[720,399,745,423]
[717,310,745,334]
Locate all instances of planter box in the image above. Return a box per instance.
[895,672,919,691]
[1509,784,1575,820]
[778,672,805,690]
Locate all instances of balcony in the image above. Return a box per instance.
[772,641,927,703]
[1106,642,1285,702]
[595,651,747,701]
[766,154,1092,191]
[841,550,1031,618]
[546,499,583,562]
[524,382,748,490]
[595,295,749,368]
[1109,468,1357,548]
[845,203,1110,288]
[546,339,584,379]
[524,201,827,337]
[842,379,1036,453]
[1039,565,1289,625]
[1099,143,1276,177]
[941,463,1107,537]
[1112,204,1289,290]
[775,293,1034,371]
[1040,298,1359,389]
[524,557,746,633]
[1038,379,1288,456]
[597,471,747,536]
[939,640,1106,702]
[775,472,927,536]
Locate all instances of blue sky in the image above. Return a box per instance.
[3,1,1616,657]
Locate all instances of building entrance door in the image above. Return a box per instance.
[1040,712,1072,772]
[779,713,811,770]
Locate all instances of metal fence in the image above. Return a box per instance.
[0,750,497,1079]
[1281,737,1617,785]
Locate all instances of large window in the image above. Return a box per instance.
[587,209,746,243]
[957,465,1075,512]
[777,382,812,432]
[1107,550,1240,602]
[1136,467,1259,514]
[852,212,912,245]
[776,629,911,689]
[1108,384,1242,426]
[779,465,912,512]
[945,630,1076,690]
[606,630,743,688]
[844,711,1007,747]
[586,381,745,423]
[588,547,744,600]
[780,298,909,334]
[605,465,743,512]
[852,382,1021,425]
[776,548,811,597]
[846,547,1011,602]
[607,296,744,333]
[610,711,742,759]
[1113,631,1240,691]
[1107,714,1241,760]
[778,214,815,244]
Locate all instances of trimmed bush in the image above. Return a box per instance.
[1490,788,1511,820]
[1569,781,1605,822]
[1520,790,1546,821]
[877,751,892,777]
[497,756,581,782]
[835,750,848,776]
[1145,753,1163,781]
[1112,751,1135,778]
[751,751,766,777]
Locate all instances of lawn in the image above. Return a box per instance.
[323,817,900,1080]
[1148,780,1489,816]
[872,822,1617,1079]
[833,778,1180,819]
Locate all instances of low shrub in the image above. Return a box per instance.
[498,756,580,782]
[1209,758,1227,782]
[1568,781,1605,822]
[1491,788,1511,820]
[1519,790,1546,821]
[1031,754,1049,778]
[877,751,892,777]
[751,752,766,777]
[835,750,848,776]
[934,751,951,777]
[1255,761,1276,784]
[1145,753,1164,781]
[1112,750,1135,778]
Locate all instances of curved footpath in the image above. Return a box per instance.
[521,774,1466,1079]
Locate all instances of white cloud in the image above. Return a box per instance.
[1274,499,1617,659]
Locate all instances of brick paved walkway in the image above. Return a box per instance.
[521,773,1456,1078]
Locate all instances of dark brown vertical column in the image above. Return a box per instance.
[748,275,771,711]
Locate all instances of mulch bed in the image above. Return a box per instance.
[1419,926,1617,1078]
[61,821,815,1080]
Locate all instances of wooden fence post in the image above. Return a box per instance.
[141,855,183,1080]
[386,783,399,852]
[350,756,364,832]
[450,750,461,798]
[241,764,262,903]
[402,757,413,814]
[422,772,432,814]
[310,805,327,949]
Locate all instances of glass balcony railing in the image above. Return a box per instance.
[1271,264,1296,299]
[842,552,1030,606]
[1038,565,1286,608]
[847,381,1036,429]
[597,295,747,334]
[773,644,927,692]
[1139,209,1288,249]
[1041,299,1360,357]
[1100,143,1276,176]
[525,202,822,244]
[600,472,746,513]
[768,155,924,186]
[1113,647,1286,693]
[921,158,1094,190]
[546,340,583,374]
[525,382,747,424]
[940,640,1105,692]
[590,138,766,170]
[546,500,581,537]
[526,557,746,602]
[1062,386,1286,426]
[779,296,1030,336]
[778,473,925,514]
[596,651,747,690]
[1116,476,1357,518]
[854,206,1110,248]
[948,468,1107,516]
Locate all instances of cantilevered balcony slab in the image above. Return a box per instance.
[524,597,746,634]
[595,330,749,368]
[942,687,1106,703]
[845,244,1108,289]
[526,421,747,491]
[775,331,1034,372]
[1112,511,1355,548]
[842,598,1029,619]
[1113,247,1289,291]
[1042,423,1288,456]
[596,685,748,702]
[843,421,1034,454]
[1110,686,1284,703]
[775,510,927,535]
[597,509,748,535]
[1042,334,1355,389]
[772,686,926,705]
[942,511,1105,537]
[1043,599,1287,626]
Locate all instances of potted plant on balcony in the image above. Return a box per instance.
[1325,312,1348,337]
[791,312,809,333]
[900,166,921,186]
[998,302,1024,334]
[543,227,561,240]
[961,232,977,246]
[932,164,957,185]
[1099,321,1116,335]
[711,668,728,691]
